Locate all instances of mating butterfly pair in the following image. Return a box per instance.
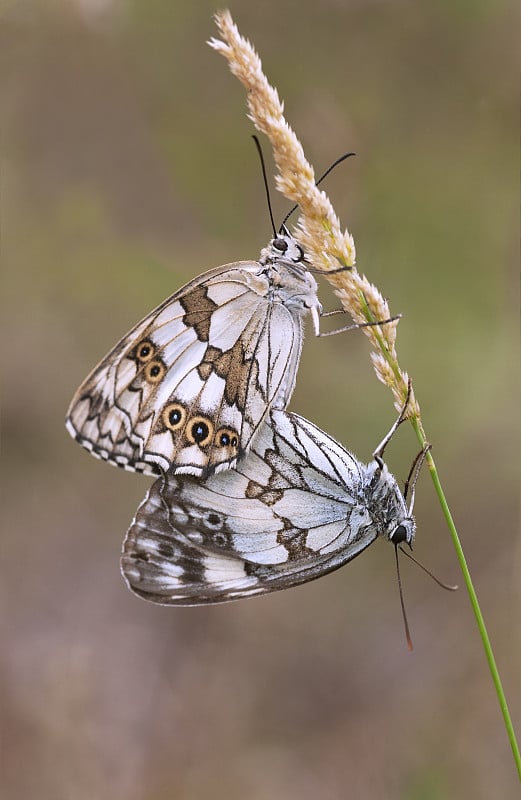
[66,228,414,605]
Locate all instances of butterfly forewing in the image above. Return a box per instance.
[66,236,318,477]
[121,410,396,605]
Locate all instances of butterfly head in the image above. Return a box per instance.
[388,517,415,548]
[259,227,321,331]
[260,225,306,271]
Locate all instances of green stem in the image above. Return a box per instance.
[409,416,521,781]
[360,287,519,776]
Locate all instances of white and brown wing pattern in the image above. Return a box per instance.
[66,231,321,477]
[121,410,416,605]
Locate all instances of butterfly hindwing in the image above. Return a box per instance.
[120,410,402,605]
[66,233,320,477]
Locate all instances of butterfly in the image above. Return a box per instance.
[66,228,325,478]
[121,408,416,605]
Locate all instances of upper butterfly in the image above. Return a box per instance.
[66,228,322,477]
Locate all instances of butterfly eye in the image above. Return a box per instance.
[391,524,409,544]
[187,416,214,447]
[162,403,186,431]
[214,427,239,450]
[144,359,166,384]
[273,237,288,253]
[135,340,156,362]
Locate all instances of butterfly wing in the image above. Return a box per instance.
[66,263,303,476]
[121,410,379,604]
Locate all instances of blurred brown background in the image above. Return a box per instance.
[2,1,519,798]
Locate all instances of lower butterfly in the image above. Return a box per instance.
[66,229,326,478]
[121,407,416,605]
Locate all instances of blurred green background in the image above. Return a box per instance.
[2,1,519,798]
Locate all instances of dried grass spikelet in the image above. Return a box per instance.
[209,10,419,418]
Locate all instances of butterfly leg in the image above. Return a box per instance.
[403,443,432,511]
[308,264,352,276]
[318,309,402,337]
[372,378,413,466]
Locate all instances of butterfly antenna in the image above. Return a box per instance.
[395,544,413,651]
[281,152,357,228]
[394,545,413,652]
[398,546,458,591]
[252,135,277,238]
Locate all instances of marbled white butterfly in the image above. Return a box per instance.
[121,408,416,604]
[66,228,324,477]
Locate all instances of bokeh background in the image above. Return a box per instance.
[2,1,519,798]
